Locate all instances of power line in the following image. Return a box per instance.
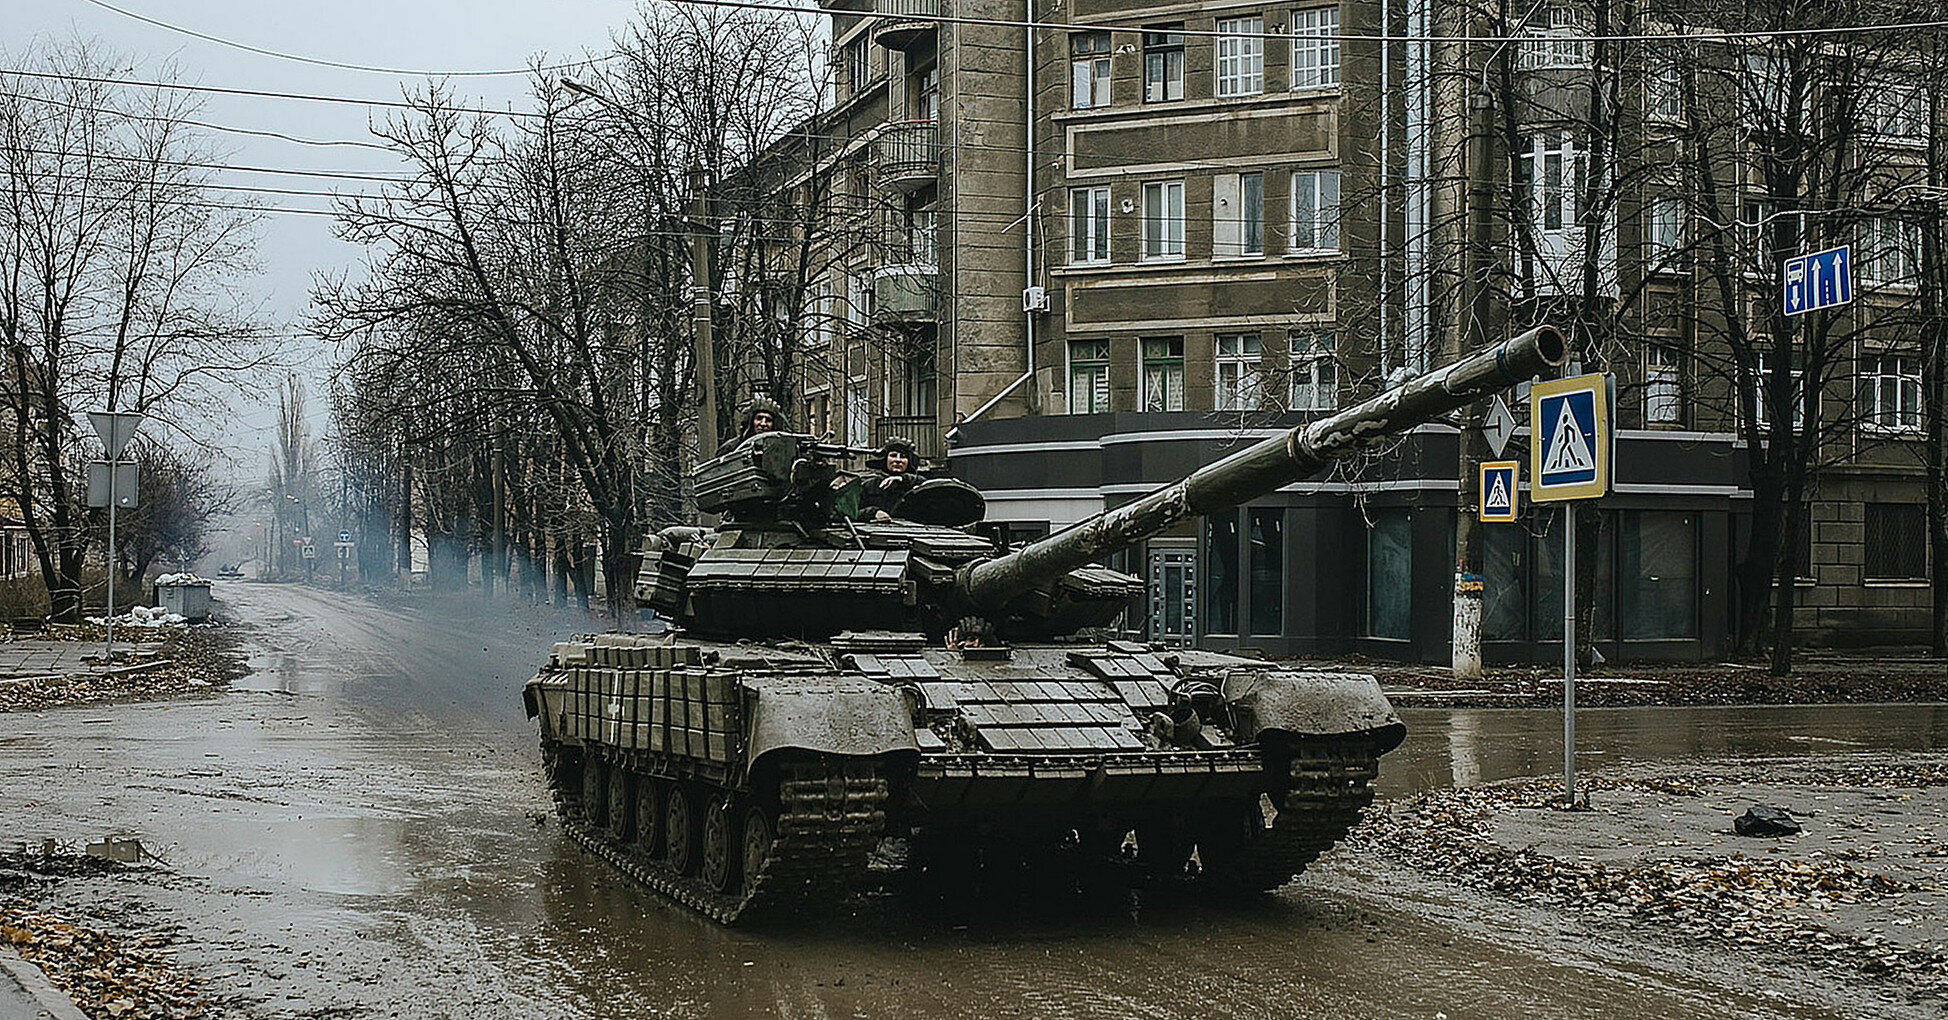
[3,88,392,149]
[0,66,547,119]
[661,0,1948,45]
[77,0,609,78]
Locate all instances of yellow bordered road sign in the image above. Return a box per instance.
[1480,461,1519,522]
[1530,372,1609,502]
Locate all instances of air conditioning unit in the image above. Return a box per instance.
[1022,285,1050,313]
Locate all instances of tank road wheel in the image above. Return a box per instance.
[741,805,775,890]
[665,783,702,876]
[580,755,607,826]
[606,766,633,840]
[634,778,665,857]
[700,798,742,894]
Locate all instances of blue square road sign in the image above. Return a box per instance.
[1782,245,1852,317]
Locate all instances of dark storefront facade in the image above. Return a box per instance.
[951,411,1742,664]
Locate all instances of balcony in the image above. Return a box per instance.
[873,0,937,51]
[874,264,938,323]
[875,120,938,193]
[875,415,945,461]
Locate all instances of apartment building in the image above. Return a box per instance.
[787,0,1939,660]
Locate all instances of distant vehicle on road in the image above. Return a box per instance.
[214,563,244,579]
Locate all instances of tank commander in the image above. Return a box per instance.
[734,396,788,445]
[858,437,922,521]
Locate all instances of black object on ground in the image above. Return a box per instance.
[1733,805,1802,837]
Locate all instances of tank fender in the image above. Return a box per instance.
[747,678,922,766]
[1222,670,1406,753]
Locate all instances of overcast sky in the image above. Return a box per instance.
[8,0,643,471]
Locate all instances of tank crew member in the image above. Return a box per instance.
[734,396,789,445]
[859,437,922,521]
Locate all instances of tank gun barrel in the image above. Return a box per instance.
[961,325,1568,610]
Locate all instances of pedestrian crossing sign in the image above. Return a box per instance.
[1529,372,1610,502]
[1480,461,1519,522]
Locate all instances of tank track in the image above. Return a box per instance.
[1202,737,1382,892]
[547,743,888,925]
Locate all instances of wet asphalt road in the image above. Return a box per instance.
[3,582,1937,1019]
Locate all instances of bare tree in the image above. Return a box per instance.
[0,39,277,620]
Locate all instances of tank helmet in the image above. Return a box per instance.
[869,436,919,470]
[737,396,790,437]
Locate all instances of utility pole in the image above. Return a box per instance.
[1452,78,1500,681]
[687,165,720,460]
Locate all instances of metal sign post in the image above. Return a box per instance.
[87,412,144,662]
[1529,373,1610,805]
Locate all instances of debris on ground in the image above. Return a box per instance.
[1734,805,1803,837]
[1346,756,1948,1000]
[1354,653,1948,708]
[84,607,188,629]
[0,625,246,713]
[0,846,209,1019]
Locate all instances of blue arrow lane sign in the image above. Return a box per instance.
[1782,245,1852,317]
[1529,372,1610,502]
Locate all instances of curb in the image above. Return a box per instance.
[0,946,88,1020]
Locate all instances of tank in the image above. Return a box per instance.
[524,326,1567,922]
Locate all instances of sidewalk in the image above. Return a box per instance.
[0,948,86,1020]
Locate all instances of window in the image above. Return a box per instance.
[1523,133,1581,234]
[1071,32,1112,109]
[1289,169,1340,253]
[1750,353,1806,431]
[1645,346,1681,425]
[1290,7,1340,89]
[1141,336,1185,412]
[1248,508,1284,635]
[846,270,873,328]
[1216,17,1265,97]
[1144,26,1185,102]
[845,377,870,447]
[846,36,874,94]
[1518,7,1590,70]
[907,193,937,266]
[1142,181,1186,260]
[1862,353,1922,433]
[1645,49,1682,122]
[1289,329,1337,410]
[1214,172,1265,257]
[1866,504,1927,580]
[1068,339,1111,414]
[914,66,939,121]
[1741,53,1810,133]
[1867,80,1927,138]
[1863,216,1920,286]
[1646,195,1682,269]
[1215,333,1262,410]
[1741,200,1804,276]
[1365,510,1411,640]
[903,350,937,416]
[1206,513,1240,634]
[1619,511,1697,639]
[1070,186,1111,265]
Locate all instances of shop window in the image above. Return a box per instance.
[1619,511,1697,639]
[1249,508,1284,635]
[1366,510,1411,640]
[1206,513,1240,635]
[1535,508,1615,641]
[1484,523,1528,641]
[1865,503,1927,580]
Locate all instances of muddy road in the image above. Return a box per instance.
[3,583,1937,1018]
